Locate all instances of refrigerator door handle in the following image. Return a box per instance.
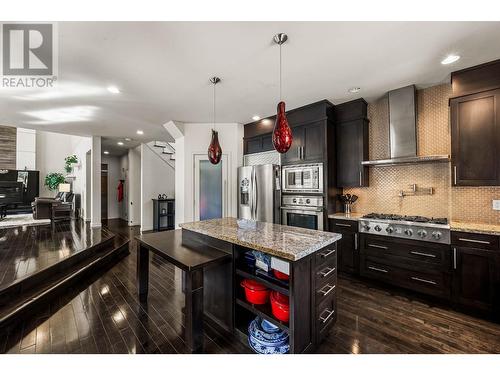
[254,170,258,220]
[251,168,257,220]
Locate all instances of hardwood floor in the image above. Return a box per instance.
[1,218,500,354]
[0,220,114,290]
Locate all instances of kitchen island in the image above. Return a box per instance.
[137,217,341,353]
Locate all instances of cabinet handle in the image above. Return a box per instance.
[320,249,336,258]
[319,266,336,278]
[297,146,300,159]
[458,238,490,245]
[368,265,388,273]
[453,247,457,270]
[454,166,457,185]
[318,308,335,323]
[354,233,358,250]
[411,276,437,285]
[318,283,336,297]
[359,170,362,186]
[335,223,351,228]
[368,244,388,250]
[410,250,436,258]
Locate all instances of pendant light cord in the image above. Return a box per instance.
[213,80,216,131]
[279,42,282,101]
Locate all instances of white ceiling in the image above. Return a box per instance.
[101,136,141,157]
[1,21,500,141]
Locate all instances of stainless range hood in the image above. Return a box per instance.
[361,85,450,167]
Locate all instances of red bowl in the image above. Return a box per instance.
[270,291,290,322]
[273,269,289,281]
[241,279,269,305]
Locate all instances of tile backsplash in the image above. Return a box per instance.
[343,83,500,225]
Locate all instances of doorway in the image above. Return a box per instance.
[193,154,228,221]
[101,163,108,221]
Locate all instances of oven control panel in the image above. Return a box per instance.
[282,195,323,208]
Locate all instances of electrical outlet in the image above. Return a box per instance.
[493,200,500,211]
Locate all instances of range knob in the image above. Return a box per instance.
[386,226,394,234]
[374,225,382,232]
[306,198,311,204]
[432,231,442,240]
[417,229,427,238]
[292,198,297,203]
[404,228,413,236]
[362,224,371,231]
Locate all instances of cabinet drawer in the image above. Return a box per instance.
[361,259,450,299]
[316,294,336,343]
[451,231,499,251]
[315,280,336,306]
[361,234,450,269]
[314,244,337,270]
[329,219,358,233]
[315,261,337,286]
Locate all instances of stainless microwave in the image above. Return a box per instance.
[281,163,323,193]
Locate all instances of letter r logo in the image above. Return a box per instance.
[2,24,53,75]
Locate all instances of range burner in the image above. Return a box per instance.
[362,213,448,225]
[359,213,450,244]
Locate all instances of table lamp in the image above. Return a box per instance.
[58,183,71,202]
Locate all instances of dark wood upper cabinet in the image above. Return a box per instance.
[302,121,325,162]
[334,99,369,187]
[243,133,274,155]
[451,89,500,186]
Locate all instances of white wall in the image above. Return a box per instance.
[90,136,101,227]
[16,128,36,170]
[36,131,91,206]
[140,143,175,231]
[128,146,141,226]
[174,123,244,226]
[102,155,121,220]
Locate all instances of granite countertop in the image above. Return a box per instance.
[328,212,364,221]
[328,212,500,236]
[450,221,500,236]
[179,217,341,261]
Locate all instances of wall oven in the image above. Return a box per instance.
[281,195,324,231]
[281,163,323,193]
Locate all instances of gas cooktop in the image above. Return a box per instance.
[359,213,450,244]
[362,213,448,225]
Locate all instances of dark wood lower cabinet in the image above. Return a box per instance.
[329,219,358,275]
[451,231,500,315]
[355,230,499,319]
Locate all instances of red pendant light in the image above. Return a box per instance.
[208,129,222,164]
[208,77,222,164]
[273,101,293,153]
[272,33,292,154]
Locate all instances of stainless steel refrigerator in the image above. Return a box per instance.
[237,164,281,223]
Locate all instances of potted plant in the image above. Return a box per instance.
[44,172,66,191]
[64,155,79,174]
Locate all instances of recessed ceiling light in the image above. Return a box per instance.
[348,87,361,93]
[441,55,460,65]
[103,151,109,155]
[136,130,144,135]
[117,141,124,146]
[252,115,261,121]
[107,86,120,94]
[124,137,131,141]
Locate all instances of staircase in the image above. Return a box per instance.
[149,140,176,170]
